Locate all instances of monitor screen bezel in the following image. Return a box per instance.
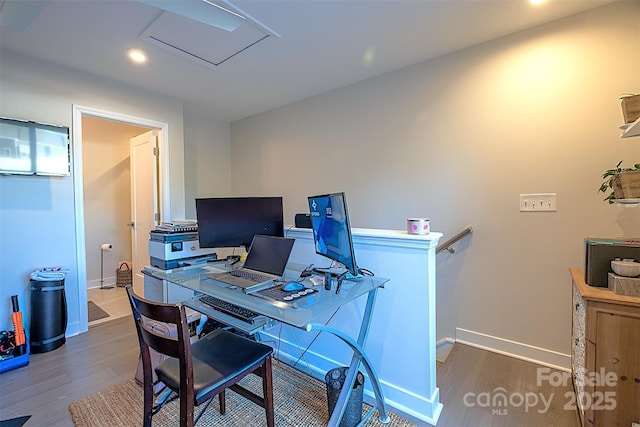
[307,192,358,276]
[195,196,284,250]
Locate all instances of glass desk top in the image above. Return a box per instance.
[143,262,389,330]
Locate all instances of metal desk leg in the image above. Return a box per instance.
[308,288,390,425]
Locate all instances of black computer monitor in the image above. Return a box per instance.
[307,192,358,276]
[195,197,284,249]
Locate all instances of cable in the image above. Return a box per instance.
[291,308,341,368]
[299,264,314,279]
[358,267,374,276]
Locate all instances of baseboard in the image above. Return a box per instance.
[259,328,443,425]
[436,337,455,363]
[455,328,571,372]
[87,276,116,289]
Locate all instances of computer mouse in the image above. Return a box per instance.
[282,281,305,292]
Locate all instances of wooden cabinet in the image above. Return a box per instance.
[570,268,640,427]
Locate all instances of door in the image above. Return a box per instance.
[130,130,159,294]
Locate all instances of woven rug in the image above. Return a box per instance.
[87,301,109,322]
[69,361,415,427]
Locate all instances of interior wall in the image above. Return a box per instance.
[82,117,149,288]
[0,50,187,335]
[229,1,640,365]
[183,105,233,219]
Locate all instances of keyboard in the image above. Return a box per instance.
[228,269,273,283]
[199,295,262,323]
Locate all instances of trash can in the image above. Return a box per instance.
[29,278,67,353]
[325,367,365,427]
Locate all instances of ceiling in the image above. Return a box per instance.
[0,0,616,122]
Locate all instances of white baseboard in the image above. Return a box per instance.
[258,329,443,425]
[436,337,455,363]
[455,328,571,372]
[87,276,116,289]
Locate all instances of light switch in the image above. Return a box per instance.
[520,193,557,212]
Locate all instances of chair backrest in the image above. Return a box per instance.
[126,286,194,391]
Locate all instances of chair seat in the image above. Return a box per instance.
[156,329,273,404]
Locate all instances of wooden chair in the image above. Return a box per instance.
[126,286,275,427]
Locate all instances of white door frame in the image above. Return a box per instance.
[71,104,170,333]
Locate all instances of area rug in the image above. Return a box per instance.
[87,301,109,322]
[69,361,414,427]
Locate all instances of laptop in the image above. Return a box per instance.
[210,235,295,292]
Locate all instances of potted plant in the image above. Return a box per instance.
[598,161,640,203]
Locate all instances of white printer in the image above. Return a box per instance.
[148,228,217,269]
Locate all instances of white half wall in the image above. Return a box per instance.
[259,228,444,424]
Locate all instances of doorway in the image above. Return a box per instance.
[82,118,151,294]
[72,105,170,332]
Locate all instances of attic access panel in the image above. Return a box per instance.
[140,10,272,69]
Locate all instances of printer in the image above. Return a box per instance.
[149,228,217,269]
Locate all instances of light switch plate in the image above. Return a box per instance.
[520,193,557,212]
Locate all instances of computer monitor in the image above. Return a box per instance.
[307,192,358,276]
[195,197,284,250]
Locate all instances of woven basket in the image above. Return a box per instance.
[116,262,132,287]
[613,170,640,200]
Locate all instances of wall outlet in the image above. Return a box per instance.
[520,193,557,212]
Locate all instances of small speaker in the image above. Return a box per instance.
[295,213,312,228]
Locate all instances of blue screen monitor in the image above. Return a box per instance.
[307,192,358,276]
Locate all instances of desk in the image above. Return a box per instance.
[144,263,391,426]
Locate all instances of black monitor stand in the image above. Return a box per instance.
[312,267,348,293]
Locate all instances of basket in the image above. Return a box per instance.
[613,170,640,200]
[116,262,132,287]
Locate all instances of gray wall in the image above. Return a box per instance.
[0,51,188,335]
[229,2,640,365]
[183,105,233,217]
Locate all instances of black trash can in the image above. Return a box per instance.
[325,367,365,427]
[29,278,67,353]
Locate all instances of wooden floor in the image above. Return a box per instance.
[0,311,579,427]
[86,286,130,327]
[435,344,579,427]
[0,317,139,426]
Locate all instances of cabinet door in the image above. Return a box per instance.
[595,311,640,426]
[584,339,596,426]
[143,274,166,302]
[166,281,194,303]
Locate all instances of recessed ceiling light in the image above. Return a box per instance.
[127,49,147,64]
[529,0,550,5]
